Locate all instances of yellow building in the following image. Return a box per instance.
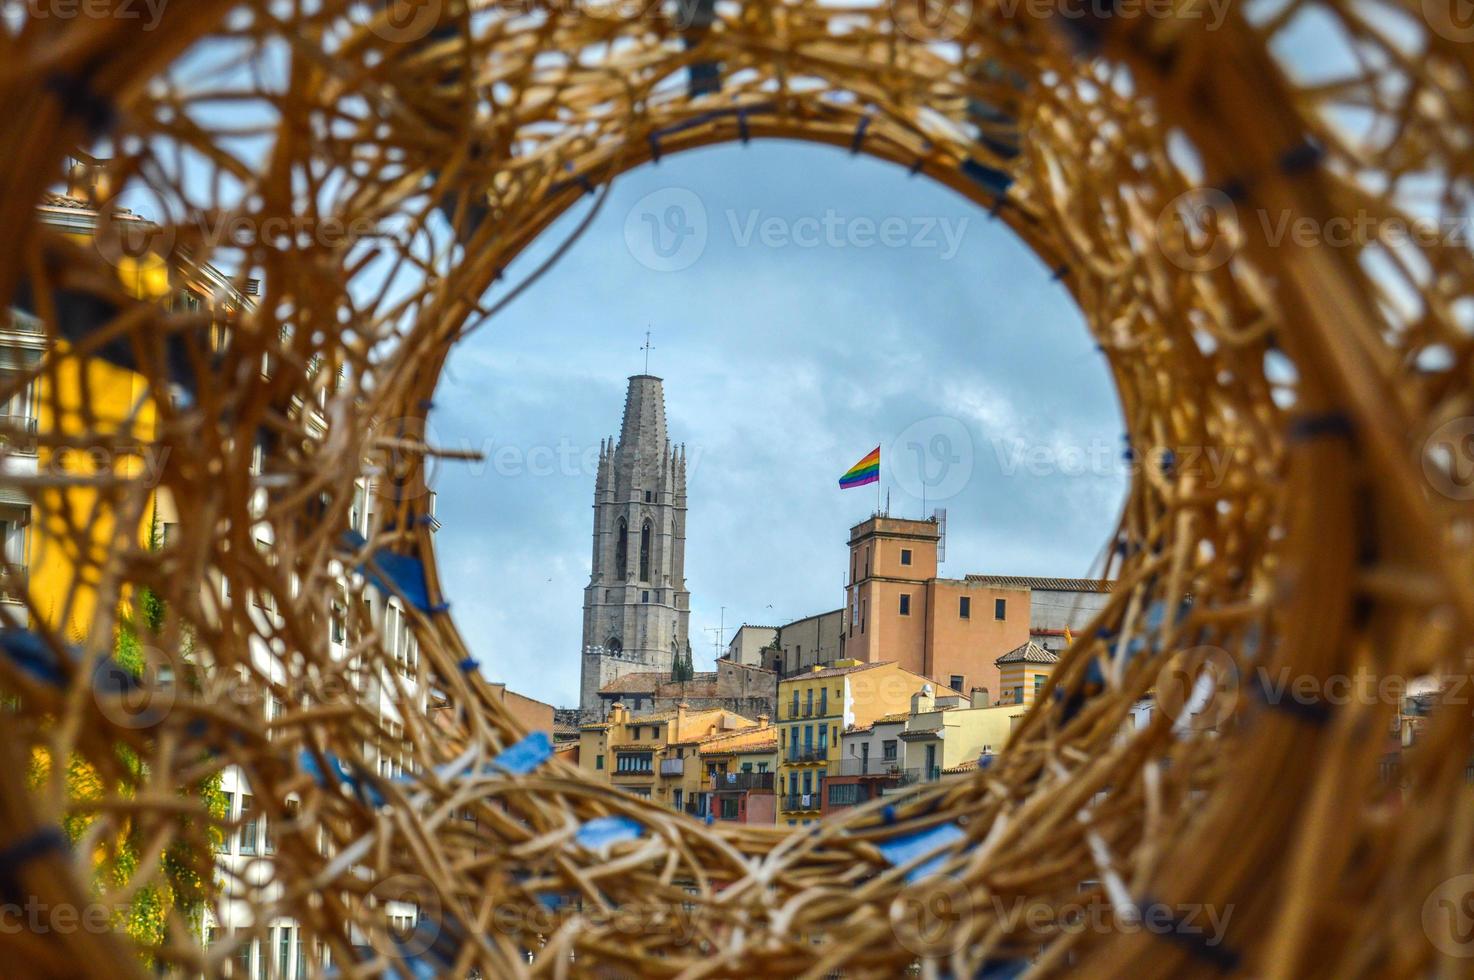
[697,725,777,823]
[995,640,1059,706]
[900,690,1030,781]
[23,187,252,640]
[577,701,757,808]
[776,660,947,825]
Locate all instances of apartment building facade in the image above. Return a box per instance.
[776,660,944,825]
[577,701,758,811]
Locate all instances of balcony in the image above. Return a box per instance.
[711,772,773,792]
[785,747,829,765]
[834,758,903,778]
[612,763,653,778]
[0,562,26,603]
[894,767,943,786]
[0,416,37,455]
[659,757,684,777]
[781,793,819,812]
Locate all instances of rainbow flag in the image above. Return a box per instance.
[839,446,880,489]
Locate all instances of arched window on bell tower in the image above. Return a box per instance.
[639,520,652,581]
[615,519,628,578]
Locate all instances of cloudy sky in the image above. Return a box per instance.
[428,139,1127,708]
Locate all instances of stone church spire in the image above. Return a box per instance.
[580,375,691,716]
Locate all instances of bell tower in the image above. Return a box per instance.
[579,375,691,716]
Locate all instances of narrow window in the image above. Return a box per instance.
[239,794,257,855]
[959,596,971,619]
[615,519,628,577]
[639,520,651,581]
[641,590,650,603]
[899,594,911,616]
[900,548,912,566]
[995,597,1007,620]
[644,490,653,503]
[596,755,605,770]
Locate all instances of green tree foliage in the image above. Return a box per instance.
[28,508,227,960]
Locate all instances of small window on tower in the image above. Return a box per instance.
[639,521,651,581]
[959,596,971,619]
[645,490,653,503]
[899,594,911,616]
[900,548,912,566]
[642,590,650,603]
[995,598,1007,620]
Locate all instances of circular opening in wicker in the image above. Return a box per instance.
[2,1,1470,977]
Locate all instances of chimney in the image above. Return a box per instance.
[971,686,990,708]
[757,714,770,728]
[65,156,112,206]
[910,683,935,714]
[676,701,688,739]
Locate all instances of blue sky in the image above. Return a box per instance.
[428,139,1127,708]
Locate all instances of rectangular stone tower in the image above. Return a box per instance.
[579,375,691,716]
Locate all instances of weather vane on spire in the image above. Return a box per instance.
[641,328,654,374]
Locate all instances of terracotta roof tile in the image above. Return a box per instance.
[965,574,1114,593]
[792,660,895,681]
[996,640,1059,666]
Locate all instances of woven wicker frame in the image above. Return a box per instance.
[0,0,1471,976]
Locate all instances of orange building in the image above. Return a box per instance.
[842,516,1030,704]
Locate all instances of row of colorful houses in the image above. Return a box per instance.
[576,638,1061,825]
